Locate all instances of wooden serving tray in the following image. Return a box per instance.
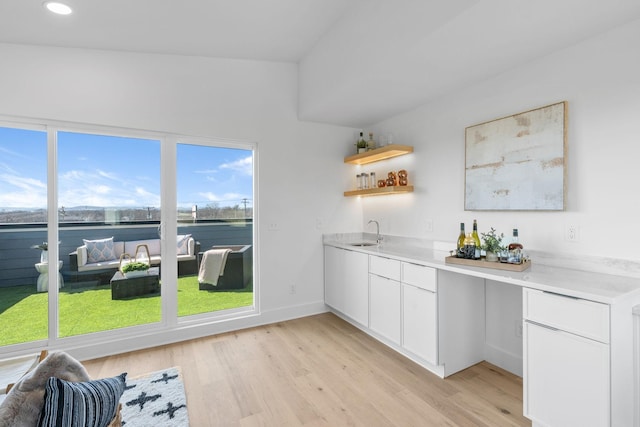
[445,256,531,272]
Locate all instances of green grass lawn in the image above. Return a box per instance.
[0,275,253,347]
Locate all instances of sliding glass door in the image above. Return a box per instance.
[176,142,254,318]
[57,131,162,336]
[0,121,256,352]
[0,125,50,347]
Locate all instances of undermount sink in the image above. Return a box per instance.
[349,242,378,247]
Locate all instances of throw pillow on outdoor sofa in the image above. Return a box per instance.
[83,237,117,263]
[177,234,192,255]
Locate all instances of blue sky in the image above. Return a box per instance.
[0,127,253,209]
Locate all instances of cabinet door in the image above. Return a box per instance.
[324,246,345,312]
[324,246,369,326]
[402,283,437,365]
[524,321,610,427]
[369,274,401,344]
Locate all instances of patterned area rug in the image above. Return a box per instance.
[120,367,189,426]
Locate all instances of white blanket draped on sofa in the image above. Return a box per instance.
[198,248,231,286]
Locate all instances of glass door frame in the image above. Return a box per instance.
[0,115,258,357]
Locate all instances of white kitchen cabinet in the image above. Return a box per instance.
[324,245,369,326]
[523,288,610,427]
[401,262,438,365]
[369,263,401,344]
[402,281,437,364]
[369,274,401,344]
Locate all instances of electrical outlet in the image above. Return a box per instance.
[424,219,433,233]
[315,218,324,230]
[268,223,279,231]
[566,224,580,242]
[289,284,297,295]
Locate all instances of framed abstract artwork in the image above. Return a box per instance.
[464,101,567,211]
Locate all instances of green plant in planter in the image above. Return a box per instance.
[481,228,505,253]
[121,261,150,273]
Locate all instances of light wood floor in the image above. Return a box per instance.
[83,313,531,426]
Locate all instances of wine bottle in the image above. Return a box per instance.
[456,223,466,257]
[472,219,481,259]
[463,233,476,259]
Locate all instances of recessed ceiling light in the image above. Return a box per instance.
[44,1,73,15]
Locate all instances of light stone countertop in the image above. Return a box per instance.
[323,233,640,305]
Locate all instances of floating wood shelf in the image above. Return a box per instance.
[445,256,531,272]
[344,185,414,197]
[344,144,413,165]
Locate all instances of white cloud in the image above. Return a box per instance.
[0,173,47,207]
[0,146,29,159]
[220,156,253,176]
[193,169,219,175]
[58,169,159,207]
[97,169,119,181]
[197,191,249,204]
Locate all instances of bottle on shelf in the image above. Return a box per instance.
[356,131,367,154]
[472,219,481,259]
[367,132,376,150]
[456,222,466,258]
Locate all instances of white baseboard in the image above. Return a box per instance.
[19,301,328,362]
[484,343,523,377]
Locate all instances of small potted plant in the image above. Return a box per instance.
[120,261,150,278]
[31,241,60,263]
[481,228,504,262]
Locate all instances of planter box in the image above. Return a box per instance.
[110,267,160,299]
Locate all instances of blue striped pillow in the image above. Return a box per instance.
[38,373,127,427]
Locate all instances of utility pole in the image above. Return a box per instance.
[241,198,248,218]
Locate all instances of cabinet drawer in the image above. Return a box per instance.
[523,288,610,343]
[401,262,436,292]
[369,256,400,281]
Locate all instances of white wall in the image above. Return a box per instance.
[0,43,358,358]
[364,18,640,374]
[367,17,640,261]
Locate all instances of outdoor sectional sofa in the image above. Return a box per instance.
[69,235,199,277]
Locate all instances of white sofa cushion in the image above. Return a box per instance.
[124,239,161,257]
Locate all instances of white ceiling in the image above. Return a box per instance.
[0,0,354,62]
[1,0,640,128]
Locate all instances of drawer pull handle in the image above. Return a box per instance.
[542,290,580,300]
[526,320,560,332]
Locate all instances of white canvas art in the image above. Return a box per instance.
[465,102,567,210]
